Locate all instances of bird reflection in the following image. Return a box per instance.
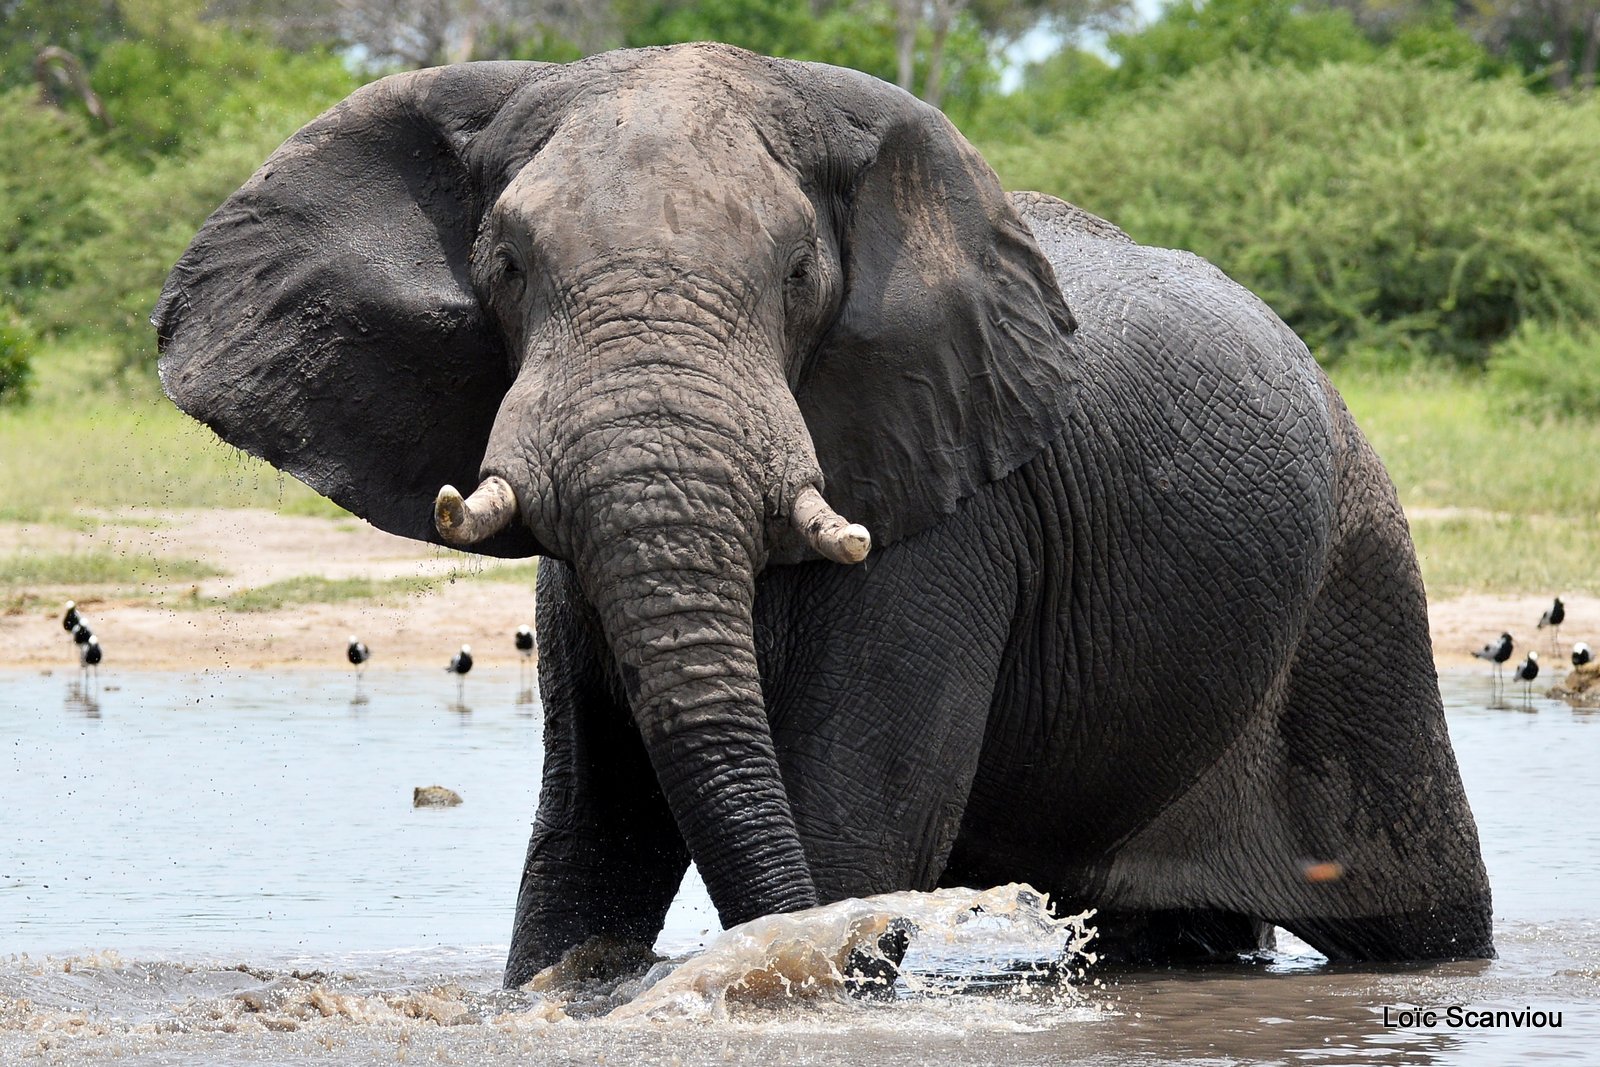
[64,680,101,719]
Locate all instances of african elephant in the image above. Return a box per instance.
[155,43,1494,985]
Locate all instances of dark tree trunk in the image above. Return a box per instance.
[1579,11,1599,93]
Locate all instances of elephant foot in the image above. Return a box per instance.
[1083,908,1276,967]
[1286,902,1496,963]
[517,935,665,1002]
[843,917,917,1000]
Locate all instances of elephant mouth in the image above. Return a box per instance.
[433,475,870,565]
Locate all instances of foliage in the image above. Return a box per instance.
[983,61,1600,365]
[1106,0,1377,88]
[206,0,616,68]
[0,303,36,405]
[0,341,344,522]
[1336,368,1600,518]
[88,25,356,161]
[207,575,441,612]
[1315,0,1596,93]
[0,87,104,312]
[996,0,1511,131]
[1487,320,1600,421]
[1388,15,1507,78]
[1334,367,1600,595]
[973,45,1115,134]
[0,549,221,587]
[0,0,125,93]
[618,0,998,115]
[43,101,346,366]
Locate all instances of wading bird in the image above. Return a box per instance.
[1473,632,1514,687]
[1538,597,1565,654]
[80,634,102,682]
[347,635,370,672]
[515,624,534,681]
[62,600,80,632]
[1513,651,1539,704]
[447,644,473,699]
[71,621,93,651]
[1573,642,1593,668]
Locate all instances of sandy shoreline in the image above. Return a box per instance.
[2,508,1588,674]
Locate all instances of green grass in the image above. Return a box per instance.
[0,549,221,588]
[1337,369,1600,518]
[0,340,345,522]
[202,575,441,613]
[191,562,541,613]
[1406,514,1600,599]
[1,339,1590,601]
[1334,368,1600,596]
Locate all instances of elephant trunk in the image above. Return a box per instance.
[566,419,819,926]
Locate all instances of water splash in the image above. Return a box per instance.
[521,884,1098,1023]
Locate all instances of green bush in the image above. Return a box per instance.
[0,87,106,314]
[1487,320,1600,421]
[37,39,356,367]
[45,109,324,367]
[982,61,1600,366]
[90,33,356,162]
[0,305,36,405]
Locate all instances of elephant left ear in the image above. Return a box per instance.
[153,62,549,557]
[789,70,1078,553]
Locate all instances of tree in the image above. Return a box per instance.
[205,0,613,67]
[1465,0,1600,93]
[0,0,124,92]
[891,0,1132,107]
[1314,0,1597,91]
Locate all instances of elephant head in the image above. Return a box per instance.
[155,45,1076,929]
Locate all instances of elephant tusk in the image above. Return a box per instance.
[434,476,519,545]
[790,485,871,564]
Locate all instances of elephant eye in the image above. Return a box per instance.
[787,254,811,287]
[497,246,521,277]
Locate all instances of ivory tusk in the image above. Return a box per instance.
[434,476,519,545]
[790,485,871,564]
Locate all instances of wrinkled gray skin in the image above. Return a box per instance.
[155,44,1493,987]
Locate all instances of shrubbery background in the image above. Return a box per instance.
[3,0,1598,413]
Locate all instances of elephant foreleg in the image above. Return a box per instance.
[505,560,691,988]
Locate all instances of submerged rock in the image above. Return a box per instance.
[1548,663,1600,708]
[413,786,463,807]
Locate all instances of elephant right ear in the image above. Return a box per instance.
[154,62,549,557]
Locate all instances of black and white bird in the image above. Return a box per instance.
[62,600,80,633]
[71,621,94,649]
[1473,632,1513,682]
[347,635,370,672]
[80,634,102,677]
[447,644,473,699]
[1537,597,1566,653]
[1573,642,1593,668]
[515,625,534,659]
[1513,651,1539,701]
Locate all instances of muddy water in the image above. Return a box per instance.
[2,668,1596,1063]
